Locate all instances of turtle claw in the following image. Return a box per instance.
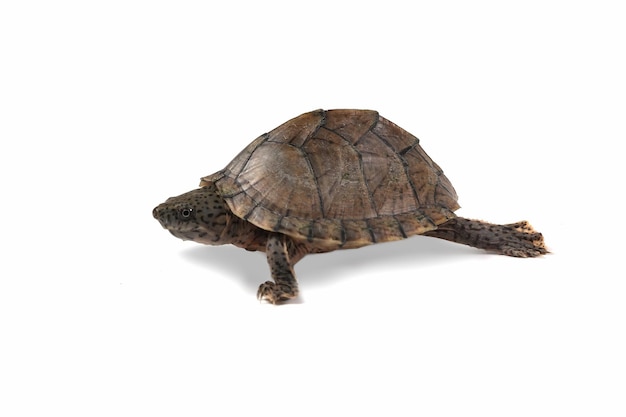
[257,281,298,304]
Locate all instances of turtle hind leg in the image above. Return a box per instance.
[424,217,547,258]
[257,234,301,304]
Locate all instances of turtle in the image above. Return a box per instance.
[153,109,547,303]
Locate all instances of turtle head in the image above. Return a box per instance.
[153,184,230,245]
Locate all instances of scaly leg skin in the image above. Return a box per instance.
[257,234,300,304]
[424,217,548,257]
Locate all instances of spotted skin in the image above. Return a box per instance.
[257,234,300,303]
[424,219,547,257]
[153,186,310,303]
[153,186,546,303]
[153,109,547,303]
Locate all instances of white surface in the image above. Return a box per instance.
[1,1,624,416]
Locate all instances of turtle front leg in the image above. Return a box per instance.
[257,233,300,304]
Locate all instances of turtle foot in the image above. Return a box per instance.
[257,281,299,304]
[502,221,547,257]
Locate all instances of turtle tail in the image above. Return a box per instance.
[424,218,547,257]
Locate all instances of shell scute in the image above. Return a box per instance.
[355,130,419,216]
[302,127,374,219]
[321,109,379,145]
[268,109,326,147]
[235,142,321,217]
[371,116,419,153]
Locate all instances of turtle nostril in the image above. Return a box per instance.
[152,206,159,219]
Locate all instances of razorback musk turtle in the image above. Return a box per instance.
[153,109,546,303]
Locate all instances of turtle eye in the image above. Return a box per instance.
[178,207,194,220]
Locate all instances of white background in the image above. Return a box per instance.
[1,1,624,416]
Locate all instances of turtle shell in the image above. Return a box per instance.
[201,109,459,250]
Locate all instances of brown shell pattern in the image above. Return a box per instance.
[201,109,459,249]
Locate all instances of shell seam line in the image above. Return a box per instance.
[236,133,269,177]
[319,125,379,217]
[299,147,326,218]
[370,131,422,207]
